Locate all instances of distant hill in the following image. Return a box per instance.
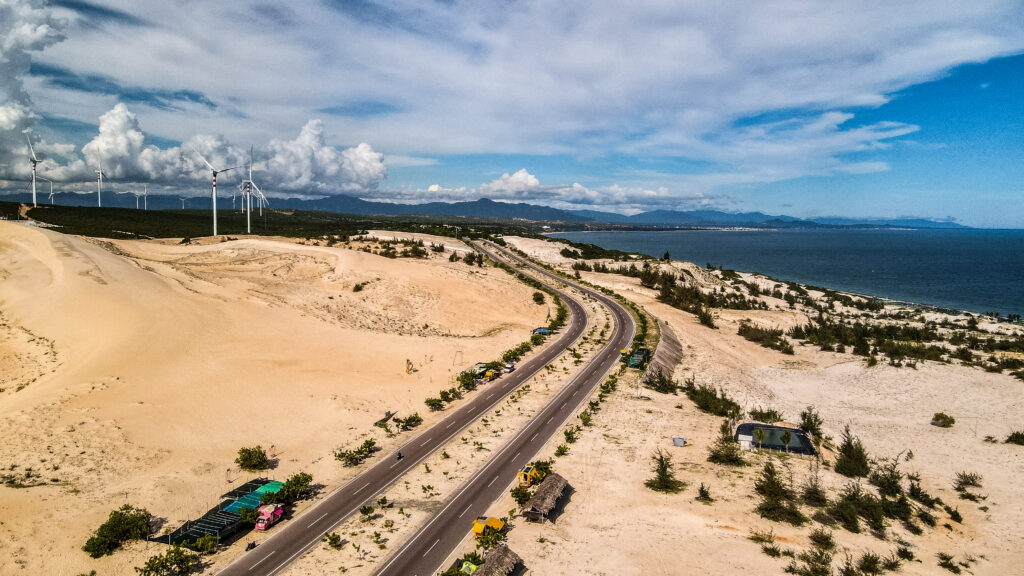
[0,191,967,229]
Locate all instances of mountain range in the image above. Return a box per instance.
[1,191,967,229]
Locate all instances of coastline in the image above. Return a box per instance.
[549,228,1024,317]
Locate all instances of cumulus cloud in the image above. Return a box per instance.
[479,169,540,195]
[0,0,66,179]
[11,103,387,196]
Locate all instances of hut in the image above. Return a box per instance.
[521,472,569,522]
[476,544,522,576]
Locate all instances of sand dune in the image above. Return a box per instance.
[0,222,545,576]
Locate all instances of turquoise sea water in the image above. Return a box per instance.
[551,229,1024,316]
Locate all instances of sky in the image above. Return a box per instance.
[1,1,1022,227]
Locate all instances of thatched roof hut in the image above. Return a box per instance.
[475,544,521,576]
[522,472,568,522]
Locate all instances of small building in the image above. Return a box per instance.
[522,472,569,522]
[532,327,551,335]
[734,423,816,456]
[475,544,522,576]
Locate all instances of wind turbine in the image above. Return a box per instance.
[179,196,187,209]
[37,176,53,203]
[95,160,106,207]
[194,150,241,236]
[143,184,148,210]
[26,135,40,207]
[237,146,262,233]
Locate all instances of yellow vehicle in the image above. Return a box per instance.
[472,516,505,538]
[516,464,547,488]
[483,370,499,381]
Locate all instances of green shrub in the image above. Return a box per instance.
[857,551,883,576]
[696,483,713,503]
[1006,430,1024,445]
[643,366,679,394]
[134,545,199,576]
[83,504,152,558]
[424,397,444,411]
[936,552,961,574]
[708,429,745,466]
[239,506,259,524]
[807,527,834,551]
[645,449,685,493]
[799,406,824,438]
[334,439,377,466]
[235,446,270,471]
[834,425,870,478]
[532,291,545,305]
[192,534,218,554]
[749,406,785,423]
[755,461,806,526]
[682,379,740,416]
[511,486,532,506]
[931,412,956,427]
[738,321,794,354]
[697,306,717,329]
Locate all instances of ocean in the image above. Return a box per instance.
[550,229,1024,316]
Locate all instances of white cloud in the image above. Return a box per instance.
[479,169,540,195]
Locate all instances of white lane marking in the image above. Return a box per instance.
[530,433,538,441]
[487,475,499,487]
[354,482,369,494]
[513,451,520,460]
[547,416,553,423]
[390,460,400,469]
[561,402,567,409]
[486,393,494,399]
[458,504,472,518]
[249,550,275,569]
[446,420,455,428]
[420,438,432,447]
[307,512,328,528]
[423,538,439,557]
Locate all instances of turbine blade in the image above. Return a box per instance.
[26,135,38,161]
[193,148,216,171]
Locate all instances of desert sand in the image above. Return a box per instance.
[481,235,1024,576]
[0,222,548,576]
[2,223,1022,576]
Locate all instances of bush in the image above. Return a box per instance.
[134,545,199,576]
[643,366,679,394]
[749,406,785,423]
[424,397,444,411]
[682,379,740,417]
[511,486,532,506]
[276,471,313,503]
[334,439,377,466]
[394,413,423,430]
[785,547,832,576]
[808,527,834,551]
[697,306,717,329]
[192,534,218,554]
[239,506,259,524]
[755,461,806,526]
[834,425,870,478]
[532,291,545,305]
[1006,430,1024,445]
[738,321,794,354]
[931,412,956,427]
[235,446,270,471]
[696,483,713,503]
[708,425,745,466]
[828,482,885,534]
[83,504,152,557]
[645,449,685,493]
[868,456,904,498]
[799,406,824,439]
[953,471,982,492]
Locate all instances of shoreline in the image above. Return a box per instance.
[548,229,1024,318]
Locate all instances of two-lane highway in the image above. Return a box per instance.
[372,241,636,575]
[219,244,595,576]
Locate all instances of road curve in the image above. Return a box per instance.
[219,244,592,576]
[372,241,636,576]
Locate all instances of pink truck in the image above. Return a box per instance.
[254,504,284,531]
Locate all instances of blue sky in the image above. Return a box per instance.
[1,1,1023,226]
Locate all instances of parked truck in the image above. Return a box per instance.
[254,504,284,531]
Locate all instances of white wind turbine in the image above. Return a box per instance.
[95,160,106,207]
[237,147,265,233]
[26,135,41,207]
[37,176,53,203]
[143,184,148,210]
[194,150,241,236]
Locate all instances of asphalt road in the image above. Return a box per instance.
[218,242,604,576]
[372,241,636,576]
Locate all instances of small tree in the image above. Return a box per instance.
[134,545,199,576]
[83,504,153,558]
[424,397,444,411]
[532,291,545,305]
[235,446,270,471]
[753,427,766,451]
[834,425,870,478]
[510,486,532,507]
[645,449,684,493]
[239,506,259,524]
[780,430,792,453]
[799,405,824,438]
[192,534,218,555]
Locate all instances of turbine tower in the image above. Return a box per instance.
[194,150,240,236]
[26,135,40,207]
[95,160,106,207]
[238,146,261,233]
[143,184,148,210]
